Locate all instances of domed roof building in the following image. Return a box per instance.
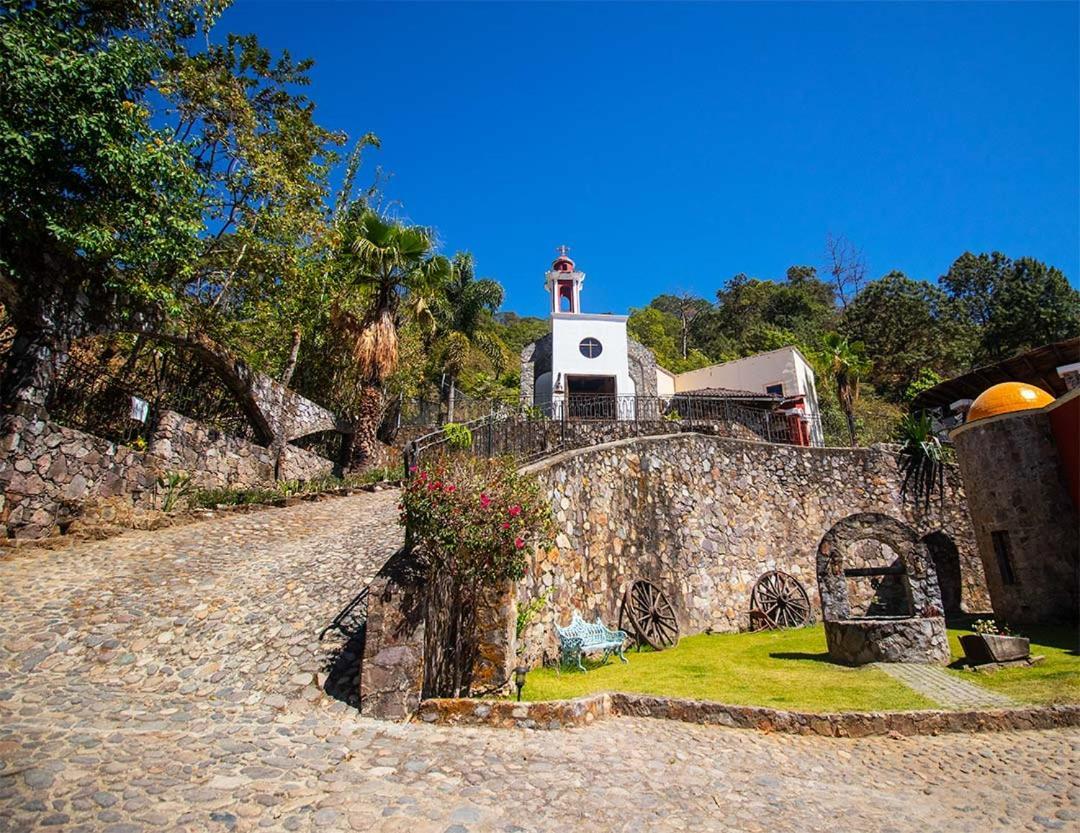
[965,382,1055,423]
[948,367,1079,625]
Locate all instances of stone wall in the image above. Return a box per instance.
[0,410,334,538]
[951,401,1079,624]
[519,333,552,403]
[627,338,658,398]
[516,433,986,664]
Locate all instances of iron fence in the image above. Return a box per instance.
[45,351,261,446]
[404,394,825,476]
[394,394,509,428]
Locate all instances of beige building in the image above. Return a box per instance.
[659,346,823,446]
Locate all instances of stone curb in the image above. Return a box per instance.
[417,692,1080,736]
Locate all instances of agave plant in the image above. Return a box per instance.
[897,410,946,510]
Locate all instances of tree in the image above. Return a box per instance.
[329,206,449,466]
[0,0,206,411]
[816,333,872,447]
[649,294,711,360]
[940,252,1079,363]
[433,252,505,422]
[160,32,345,366]
[711,269,836,359]
[841,271,974,400]
[824,233,867,309]
[0,0,347,417]
[627,306,712,373]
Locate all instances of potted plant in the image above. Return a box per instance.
[959,619,1030,666]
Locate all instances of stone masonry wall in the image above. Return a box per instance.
[951,406,1079,624]
[0,410,334,538]
[517,433,987,664]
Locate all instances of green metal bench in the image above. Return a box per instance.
[556,612,628,671]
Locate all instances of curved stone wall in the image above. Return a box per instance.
[951,400,1079,624]
[517,433,986,663]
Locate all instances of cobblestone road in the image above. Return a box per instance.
[2,493,1078,833]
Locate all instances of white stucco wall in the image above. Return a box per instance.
[674,347,811,397]
[551,314,636,396]
[674,346,823,443]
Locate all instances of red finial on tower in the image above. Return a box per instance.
[552,244,575,273]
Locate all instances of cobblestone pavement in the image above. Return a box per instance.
[2,493,1079,833]
[875,662,1017,709]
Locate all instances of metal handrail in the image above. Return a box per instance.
[403,394,822,476]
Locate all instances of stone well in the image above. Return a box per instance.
[823,616,950,666]
[817,513,951,666]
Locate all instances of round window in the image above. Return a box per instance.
[579,337,603,358]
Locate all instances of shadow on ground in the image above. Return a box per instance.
[320,587,370,708]
[768,651,838,664]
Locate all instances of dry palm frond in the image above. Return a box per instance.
[352,308,399,382]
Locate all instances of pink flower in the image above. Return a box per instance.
[408,466,418,473]
[514,537,525,549]
[501,522,510,530]
[444,484,456,493]
[480,493,492,509]
[508,505,521,517]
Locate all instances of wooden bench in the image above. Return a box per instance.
[555,612,629,671]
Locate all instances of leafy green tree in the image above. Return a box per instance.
[841,271,974,400]
[627,306,711,373]
[432,252,506,421]
[941,252,1079,363]
[492,312,549,359]
[161,32,345,366]
[648,294,711,360]
[903,368,944,403]
[0,0,206,409]
[712,270,836,357]
[0,0,347,416]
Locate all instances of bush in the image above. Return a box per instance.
[188,466,403,510]
[402,454,556,698]
[401,455,555,585]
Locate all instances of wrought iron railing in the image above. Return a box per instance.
[404,394,824,475]
[45,352,262,446]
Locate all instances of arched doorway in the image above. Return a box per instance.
[922,531,963,620]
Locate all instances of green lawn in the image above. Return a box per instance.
[946,625,1080,706]
[521,623,1080,711]
[522,625,934,712]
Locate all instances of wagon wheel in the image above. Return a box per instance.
[749,570,811,629]
[621,580,680,650]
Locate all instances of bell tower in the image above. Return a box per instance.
[545,245,585,315]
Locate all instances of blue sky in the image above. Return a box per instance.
[221,1,1079,317]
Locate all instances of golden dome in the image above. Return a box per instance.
[966,382,1055,423]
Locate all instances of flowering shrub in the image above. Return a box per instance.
[400,454,555,586]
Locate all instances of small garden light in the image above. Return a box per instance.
[513,664,529,701]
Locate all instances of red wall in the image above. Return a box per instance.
[1048,394,1080,510]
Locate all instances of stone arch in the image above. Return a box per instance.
[816,512,943,622]
[922,530,963,619]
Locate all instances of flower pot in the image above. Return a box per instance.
[960,633,1030,666]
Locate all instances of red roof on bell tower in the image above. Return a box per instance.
[552,244,575,273]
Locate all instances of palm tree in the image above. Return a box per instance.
[332,206,448,466]
[434,253,506,422]
[818,332,872,446]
